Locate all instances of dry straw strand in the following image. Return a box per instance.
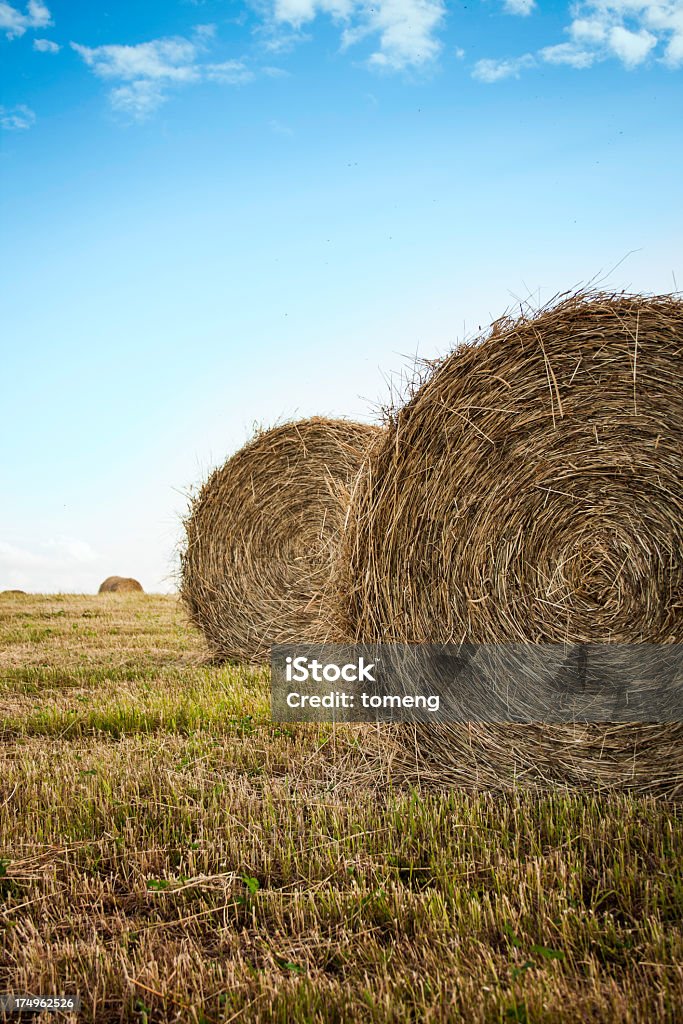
[334,291,683,795]
[181,417,380,663]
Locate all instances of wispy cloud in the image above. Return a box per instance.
[475,0,683,81]
[71,37,202,84]
[503,0,536,15]
[269,117,294,135]
[539,42,598,68]
[472,53,535,82]
[71,30,253,119]
[271,0,354,27]
[204,60,254,83]
[0,537,100,592]
[194,22,217,39]
[0,538,97,567]
[265,0,447,70]
[0,0,50,39]
[109,80,168,118]
[33,36,59,52]
[261,64,290,76]
[0,103,35,129]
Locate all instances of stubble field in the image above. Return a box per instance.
[0,593,681,1023]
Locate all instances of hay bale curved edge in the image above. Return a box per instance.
[98,576,144,594]
[334,291,683,794]
[181,416,381,663]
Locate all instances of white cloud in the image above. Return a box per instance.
[503,0,536,15]
[0,537,100,592]
[71,31,255,120]
[204,59,253,83]
[0,0,50,38]
[194,22,217,39]
[27,0,47,23]
[472,53,535,81]
[561,2,681,69]
[570,17,608,43]
[44,538,98,563]
[33,36,59,52]
[261,64,291,76]
[268,0,446,70]
[0,103,35,129]
[71,38,201,83]
[608,23,657,64]
[366,0,446,69]
[260,26,312,53]
[273,0,354,27]
[475,0,683,81]
[540,41,598,67]
[110,80,168,118]
[665,27,683,63]
[0,541,45,568]
[0,538,97,567]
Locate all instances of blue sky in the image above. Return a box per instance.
[1,0,682,592]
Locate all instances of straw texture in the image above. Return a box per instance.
[181,417,379,663]
[335,292,683,793]
[98,576,144,594]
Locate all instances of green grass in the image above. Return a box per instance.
[0,593,681,1023]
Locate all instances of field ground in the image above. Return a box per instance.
[0,593,681,1023]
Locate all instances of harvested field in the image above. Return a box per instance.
[181,417,379,663]
[1,594,682,1023]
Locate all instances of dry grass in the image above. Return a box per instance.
[181,418,379,664]
[334,291,683,794]
[1,594,682,1022]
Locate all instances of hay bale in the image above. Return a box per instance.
[336,292,683,794]
[98,576,144,593]
[181,417,380,663]
[1,589,26,595]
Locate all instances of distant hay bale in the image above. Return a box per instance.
[98,576,144,594]
[336,292,683,795]
[181,417,380,663]
[1,589,26,595]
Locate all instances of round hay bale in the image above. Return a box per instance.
[1,589,26,595]
[98,576,144,594]
[336,292,683,794]
[181,417,380,663]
